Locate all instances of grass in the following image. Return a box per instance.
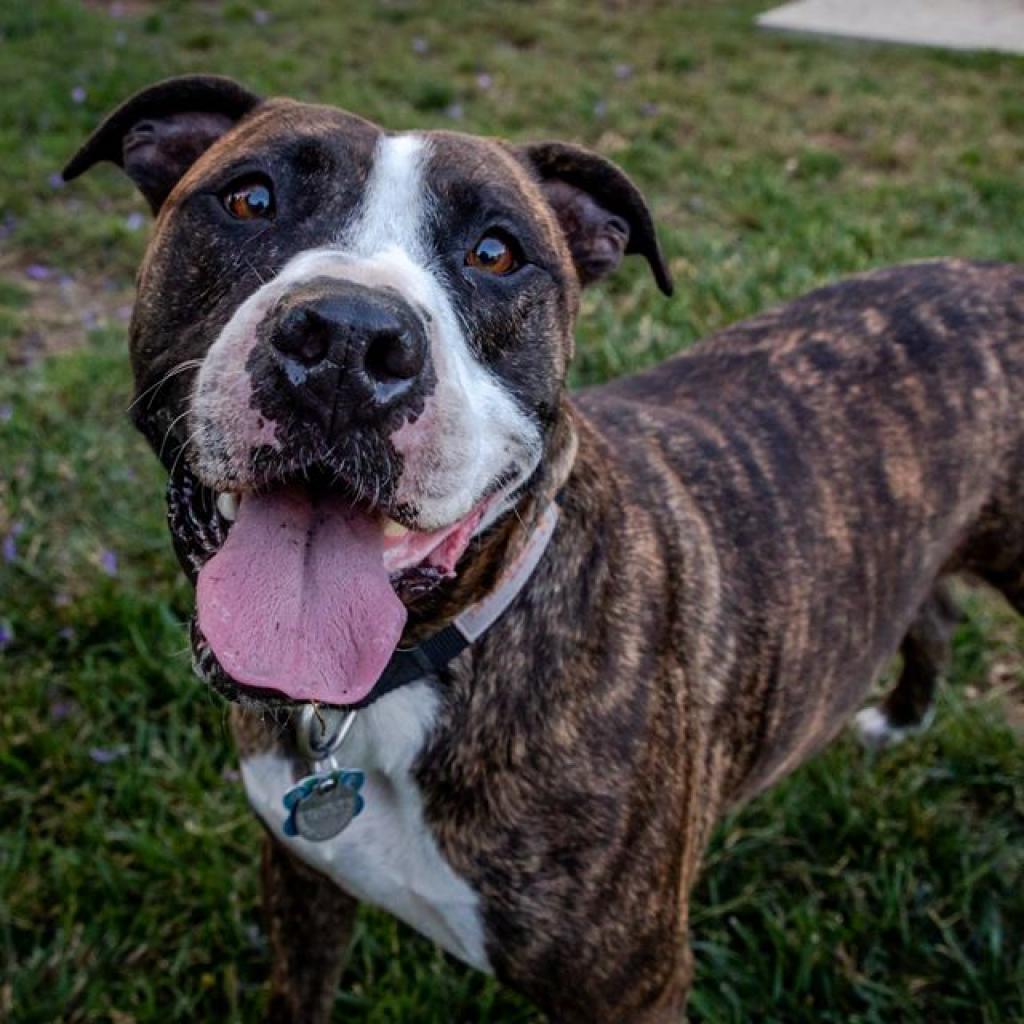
[1,1,1023,1021]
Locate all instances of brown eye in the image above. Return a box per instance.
[223,178,274,220]
[466,232,520,275]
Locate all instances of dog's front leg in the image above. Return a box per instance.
[261,832,357,1024]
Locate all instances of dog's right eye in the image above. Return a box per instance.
[222,177,275,220]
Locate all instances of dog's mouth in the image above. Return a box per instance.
[169,465,506,707]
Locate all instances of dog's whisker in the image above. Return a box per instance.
[170,424,204,479]
[128,358,205,413]
[157,408,193,464]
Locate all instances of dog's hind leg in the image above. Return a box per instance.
[854,580,962,751]
[261,832,357,1024]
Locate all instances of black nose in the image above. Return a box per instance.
[266,280,429,427]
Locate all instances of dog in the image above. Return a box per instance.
[64,75,1024,1022]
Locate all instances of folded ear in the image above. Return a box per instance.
[62,74,261,214]
[517,141,673,296]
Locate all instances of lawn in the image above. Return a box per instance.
[1,2,1023,1022]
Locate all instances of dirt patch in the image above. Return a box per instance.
[1,257,134,366]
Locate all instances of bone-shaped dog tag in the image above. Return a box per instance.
[283,767,365,842]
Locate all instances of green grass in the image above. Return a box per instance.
[1,2,1023,1021]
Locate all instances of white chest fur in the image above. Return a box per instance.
[240,682,491,972]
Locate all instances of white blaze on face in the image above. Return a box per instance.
[190,132,542,529]
[345,133,426,258]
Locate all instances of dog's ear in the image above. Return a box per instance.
[517,141,673,296]
[63,74,262,214]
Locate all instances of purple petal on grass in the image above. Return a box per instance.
[614,63,633,80]
[593,99,608,119]
[221,767,241,782]
[0,405,12,423]
[58,626,75,641]
[100,549,119,577]
[50,697,78,721]
[125,211,145,231]
[48,172,65,190]
[25,264,53,281]
[253,9,270,25]
[71,86,87,105]
[3,522,24,562]
[116,304,133,322]
[411,36,429,54]
[54,592,72,607]
[445,102,464,121]
[640,101,659,118]
[476,73,493,90]
[89,745,128,764]
[0,623,12,650]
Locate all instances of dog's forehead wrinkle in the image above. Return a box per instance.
[429,134,552,214]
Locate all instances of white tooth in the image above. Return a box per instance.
[217,492,239,522]
[381,516,409,539]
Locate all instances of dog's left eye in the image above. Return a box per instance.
[466,232,521,276]
[222,177,275,220]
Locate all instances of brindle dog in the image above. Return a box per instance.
[65,76,1024,1022]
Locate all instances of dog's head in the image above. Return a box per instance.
[66,75,671,707]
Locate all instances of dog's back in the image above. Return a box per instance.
[576,259,1024,797]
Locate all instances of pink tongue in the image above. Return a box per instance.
[196,490,407,704]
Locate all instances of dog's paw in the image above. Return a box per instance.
[853,705,934,752]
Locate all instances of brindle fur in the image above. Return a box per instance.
[236,259,1024,1023]
[65,79,1024,1024]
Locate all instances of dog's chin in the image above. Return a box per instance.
[172,459,522,709]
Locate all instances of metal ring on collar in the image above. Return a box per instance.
[295,704,357,761]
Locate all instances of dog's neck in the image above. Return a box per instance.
[401,397,579,643]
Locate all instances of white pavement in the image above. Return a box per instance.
[757,1,1024,56]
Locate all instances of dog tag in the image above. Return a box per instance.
[283,768,365,842]
[284,707,364,842]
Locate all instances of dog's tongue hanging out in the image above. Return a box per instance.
[196,490,407,704]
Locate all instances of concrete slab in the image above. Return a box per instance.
[757,0,1024,56]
